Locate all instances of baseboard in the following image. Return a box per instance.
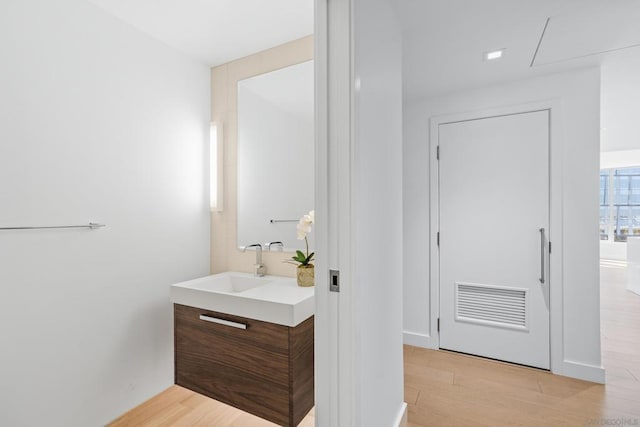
[393,402,408,427]
[403,330,438,349]
[562,360,606,384]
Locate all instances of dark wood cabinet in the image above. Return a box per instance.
[174,304,314,426]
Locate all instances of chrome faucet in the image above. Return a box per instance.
[243,243,266,277]
[267,241,284,251]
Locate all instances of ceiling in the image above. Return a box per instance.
[86,0,313,66]
[87,1,640,101]
[394,0,640,100]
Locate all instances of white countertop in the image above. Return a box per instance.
[170,271,315,327]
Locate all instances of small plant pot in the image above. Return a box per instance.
[297,265,315,287]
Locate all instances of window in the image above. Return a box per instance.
[600,167,640,242]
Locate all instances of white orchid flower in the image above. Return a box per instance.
[300,210,314,226]
[296,210,314,240]
[297,221,311,240]
[289,209,316,268]
[299,223,311,233]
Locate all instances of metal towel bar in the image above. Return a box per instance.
[0,222,106,231]
[269,219,297,223]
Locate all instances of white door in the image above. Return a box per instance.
[438,110,551,370]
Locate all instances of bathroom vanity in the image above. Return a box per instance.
[171,272,314,426]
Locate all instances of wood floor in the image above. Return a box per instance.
[405,260,640,426]
[111,261,640,426]
[109,386,315,427]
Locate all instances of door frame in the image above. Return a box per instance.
[429,100,565,375]
[315,0,355,425]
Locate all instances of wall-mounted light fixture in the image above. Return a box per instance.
[210,122,224,212]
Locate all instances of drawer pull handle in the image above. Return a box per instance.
[199,315,247,330]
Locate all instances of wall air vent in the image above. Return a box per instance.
[455,282,528,331]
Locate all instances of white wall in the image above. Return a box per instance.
[601,149,640,170]
[404,68,603,381]
[353,0,406,424]
[601,48,640,152]
[0,1,211,426]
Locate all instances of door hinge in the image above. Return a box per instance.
[329,269,340,292]
[549,241,552,254]
[437,231,440,247]
[436,145,440,160]
[437,318,440,332]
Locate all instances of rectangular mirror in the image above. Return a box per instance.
[237,60,314,252]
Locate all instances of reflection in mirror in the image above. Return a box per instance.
[237,60,314,252]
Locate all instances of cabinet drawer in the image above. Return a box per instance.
[176,351,290,426]
[174,304,314,426]
[174,304,288,354]
[175,315,289,386]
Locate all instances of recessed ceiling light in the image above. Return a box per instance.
[484,49,505,61]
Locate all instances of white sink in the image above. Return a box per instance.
[187,274,273,293]
[170,271,314,327]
